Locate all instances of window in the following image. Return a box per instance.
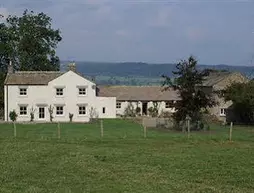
[56,88,63,96]
[220,108,226,116]
[79,106,86,115]
[56,106,64,115]
[165,101,174,108]
[19,106,27,115]
[19,88,27,96]
[116,102,121,109]
[79,88,86,95]
[102,107,106,114]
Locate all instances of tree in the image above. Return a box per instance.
[0,10,62,109]
[223,81,254,124]
[162,56,215,128]
[5,10,62,71]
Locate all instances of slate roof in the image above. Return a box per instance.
[4,71,64,85]
[202,72,232,87]
[97,86,180,101]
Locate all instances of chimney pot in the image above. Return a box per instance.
[8,60,14,74]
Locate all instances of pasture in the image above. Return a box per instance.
[0,119,254,193]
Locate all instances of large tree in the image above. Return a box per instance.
[0,10,62,110]
[223,81,254,124]
[162,56,215,127]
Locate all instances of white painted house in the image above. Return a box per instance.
[4,64,116,122]
[97,86,180,116]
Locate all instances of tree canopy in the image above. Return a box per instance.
[162,56,215,126]
[223,81,254,124]
[0,10,62,109]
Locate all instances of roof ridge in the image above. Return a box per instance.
[15,71,64,74]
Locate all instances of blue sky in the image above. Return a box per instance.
[1,0,254,65]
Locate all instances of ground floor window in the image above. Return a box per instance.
[56,106,64,115]
[220,108,226,116]
[19,106,27,115]
[116,102,121,109]
[79,106,86,115]
[102,107,106,114]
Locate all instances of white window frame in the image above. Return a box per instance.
[19,88,27,96]
[19,105,28,116]
[78,88,87,96]
[56,88,64,96]
[116,102,121,109]
[78,105,87,115]
[220,108,226,116]
[56,106,64,116]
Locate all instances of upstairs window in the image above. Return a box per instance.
[56,88,63,96]
[79,88,87,95]
[19,88,27,96]
[165,101,174,108]
[19,106,27,115]
[116,102,121,109]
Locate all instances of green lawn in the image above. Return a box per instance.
[0,119,254,193]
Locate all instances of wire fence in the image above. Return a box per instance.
[0,119,253,142]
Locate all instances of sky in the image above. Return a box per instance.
[0,0,254,65]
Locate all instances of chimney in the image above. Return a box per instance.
[8,60,14,74]
[67,63,76,72]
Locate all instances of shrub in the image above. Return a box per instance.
[69,113,74,122]
[89,107,99,122]
[48,105,54,122]
[124,103,136,117]
[9,110,18,122]
[30,107,35,122]
[135,107,141,115]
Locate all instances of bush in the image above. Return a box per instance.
[135,107,141,116]
[48,105,54,122]
[9,110,18,122]
[124,103,136,117]
[69,113,74,122]
[30,107,35,122]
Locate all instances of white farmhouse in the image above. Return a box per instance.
[4,63,116,122]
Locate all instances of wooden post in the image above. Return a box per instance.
[100,120,104,138]
[142,117,147,138]
[187,119,190,139]
[229,122,233,142]
[13,122,16,138]
[57,122,61,139]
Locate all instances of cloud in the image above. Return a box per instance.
[1,0,254,65]
[0,7,9,19]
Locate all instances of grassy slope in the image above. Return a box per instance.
[0,119,254,193]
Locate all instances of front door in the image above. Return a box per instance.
[142,102,148,115]
[39,107,45,120]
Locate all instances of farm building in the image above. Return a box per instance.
[4,62,248,123]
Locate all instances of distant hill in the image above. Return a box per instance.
[60,61,254,85]
[61,61,254,78]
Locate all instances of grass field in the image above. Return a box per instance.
[0,119,254,193]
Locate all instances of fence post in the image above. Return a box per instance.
[229,122,233,142]
[100,120,104,138]
[13,122,16,138]
[187,119,190,139]
[57,122,61,139]
[142,118,147,138]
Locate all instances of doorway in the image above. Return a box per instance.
[142,102,148,115]
[39,107,45,120]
